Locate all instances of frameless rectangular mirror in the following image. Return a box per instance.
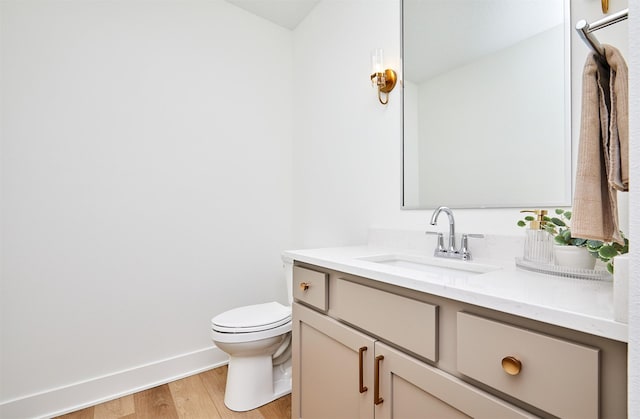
[402,0,572,209]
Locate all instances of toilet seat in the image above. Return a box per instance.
[211,302,292,343]
[212,301,291,333]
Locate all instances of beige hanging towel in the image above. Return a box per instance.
[572,45,628,245]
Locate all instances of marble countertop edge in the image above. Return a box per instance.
[283,245,628,343]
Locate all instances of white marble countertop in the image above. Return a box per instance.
[283,244,628,342]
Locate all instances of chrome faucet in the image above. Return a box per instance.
[430,206,456,253]
[427,206,483,261]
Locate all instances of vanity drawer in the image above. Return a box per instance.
[293,266,328,311]
[457,312,599,419]
[332,278,438,362]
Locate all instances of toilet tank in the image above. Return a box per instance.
[282,255,294,305]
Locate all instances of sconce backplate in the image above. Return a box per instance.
[380,69,397,93]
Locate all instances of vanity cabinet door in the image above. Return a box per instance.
[292,302,375,419]
[374,342,535,419]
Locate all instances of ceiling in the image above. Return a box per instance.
[225,0,320,30]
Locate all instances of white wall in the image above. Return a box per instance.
[0,1,293,416]
[292,0,404,247]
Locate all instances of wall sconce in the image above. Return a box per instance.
[370,49,397,105]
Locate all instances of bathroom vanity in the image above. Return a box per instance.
[284,245,627,419]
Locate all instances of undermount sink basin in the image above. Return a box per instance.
[358,254,501,278]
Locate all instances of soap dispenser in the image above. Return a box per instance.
[521,209,554,264]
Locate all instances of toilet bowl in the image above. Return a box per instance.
[210,300,293,412]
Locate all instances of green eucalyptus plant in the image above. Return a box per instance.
[518,208,629,273]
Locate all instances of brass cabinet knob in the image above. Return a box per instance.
[299,282,310,291]
[501,356,522,375]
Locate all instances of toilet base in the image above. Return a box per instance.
[224,355,292,412]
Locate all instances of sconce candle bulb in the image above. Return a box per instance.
[370,48,397,105]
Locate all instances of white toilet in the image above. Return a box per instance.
[210,260,294,412]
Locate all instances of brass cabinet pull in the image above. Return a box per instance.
[501,356,522,375]
[359,346,368,393]
[374,355,384,405]
[299,282,310,291]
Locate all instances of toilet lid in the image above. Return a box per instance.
[211,302,291,333]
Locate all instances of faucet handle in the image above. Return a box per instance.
[460,234,484,260]
[465,234,484,239]
[426,231,446,253]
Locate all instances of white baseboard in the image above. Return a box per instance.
[0,346,228,419]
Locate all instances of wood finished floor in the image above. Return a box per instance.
[55,365,291,419]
